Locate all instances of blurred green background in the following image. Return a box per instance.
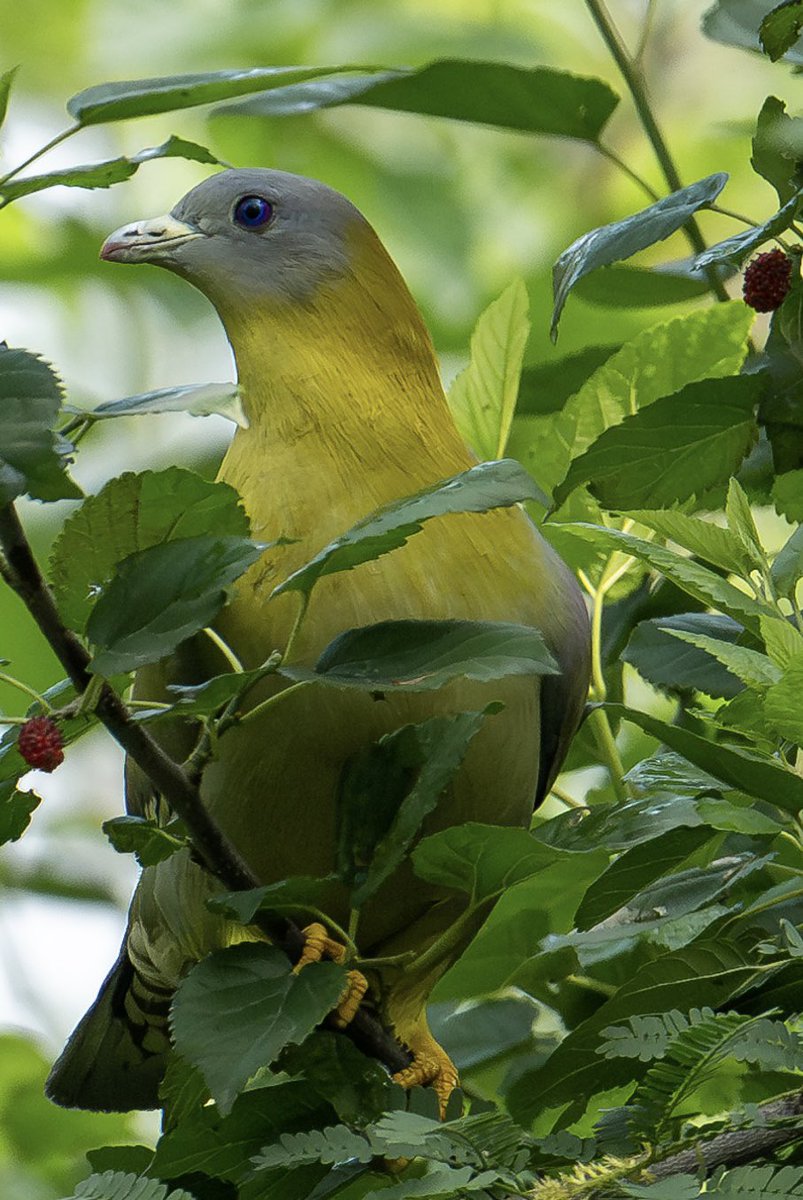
[0,1,796,1192]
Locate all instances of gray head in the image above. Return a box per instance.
[101,168,367,307]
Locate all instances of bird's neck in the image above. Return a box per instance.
[217,231,472,539]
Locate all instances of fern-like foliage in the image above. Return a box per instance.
[626,1010,803,1142]
[622,1164,803,1200]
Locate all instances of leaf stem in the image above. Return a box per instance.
[585,0,730,302]
[0,671,52,713]
[237,679,312,726]
[596,142,660,202]
[0,122,82,189]
[282,593,309,663]
[202,626,244,673]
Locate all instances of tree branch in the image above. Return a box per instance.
[0,501,410,1076]
[649,1093,803,1179]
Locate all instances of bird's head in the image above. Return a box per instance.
[100,167,368,311]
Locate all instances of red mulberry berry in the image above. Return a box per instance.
[18,716,64,772]
[742,249,793,312]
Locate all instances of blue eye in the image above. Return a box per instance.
[233,195,274,229]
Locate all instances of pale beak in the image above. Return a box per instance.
[100,213,204,264]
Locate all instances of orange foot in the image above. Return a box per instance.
[292,921,368,1029]
[392,1027,459,1119]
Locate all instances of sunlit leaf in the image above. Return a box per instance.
[85,381,246,426]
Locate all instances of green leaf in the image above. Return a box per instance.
[556,523,774,630]
[726,477,766,567]
[80,381,246,427]
[622,509,754,575]
[66,66,369,124]
[103,814,189,867]
[608,702,803,813]
[764,647,803,743]
[751,97,803,204]
[695,796,783,836]
[161,661,280,718]
[553,375,761,510]
[516,346,620,416]
[551,174,728,337]
[760,614,803,668]
[282,619,558,693]
[0,346,81,503]
[0,782,40,846]
[505,939,764,1125]
[51,468,250,631]
[447,278,530,460]
[338,709,491,907]
[0,137,225,204]
[217,60,620,142]
[623,614,746,699]
[537,303,754,497]
[71,1172,195,1199]
[273,459,545,599]
[87,534,265,676]
[209,875,349,926]
[773,468,803,521]
[170,943,346,1115]
[771,523,803,597]
[575,826,714,931]
[665,629,781,690]
[694,193,801,268]
[761,1,803,59]
[253,1123,375,1169]
[0,66,19,131]
[412,822,567,906]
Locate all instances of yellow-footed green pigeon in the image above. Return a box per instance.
[46,169,590,1114]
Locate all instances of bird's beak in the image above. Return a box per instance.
[100,214,204,264]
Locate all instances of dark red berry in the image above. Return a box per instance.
[18,716,64,772]
[742,249,793,312]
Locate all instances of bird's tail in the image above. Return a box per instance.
[46,946,170,1111]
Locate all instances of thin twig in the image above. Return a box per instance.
[647,1093,803,1178]
[0,501,410,1076]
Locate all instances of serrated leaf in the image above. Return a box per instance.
[773,468,803,521]
[51,467,250,631]
[0,346,81,503]
[170,943,346,1115]
[87,534,265,676]
[537,303,754,497]
[338,709,490,907]
[282,619,558,693]
[553,375,761,510]
[103,814,188,867]
[764,647,803,743]
[760,614,803,668]
[67,66,368,123]
[273,459,544,598]
[412,822,567,905]
[506,938,765,1126]
[608,702,803,813]
[209,875,348,926]
[623,509,753,575]
[761,1,803,59]
[665,629,781,689]
[217,59,619,143]
[623,613,746,699]
[551,174,728,336]
[447,278,530,460]
[771,523,803,597]
[516,346,620,416]
[85,381,246,426]
[556,523,774,630]
[726,477,766,567]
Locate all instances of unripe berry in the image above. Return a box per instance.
[742,249,793,312]
[18,716,64,772]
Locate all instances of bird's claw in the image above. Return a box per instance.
[293,922,368,1029]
